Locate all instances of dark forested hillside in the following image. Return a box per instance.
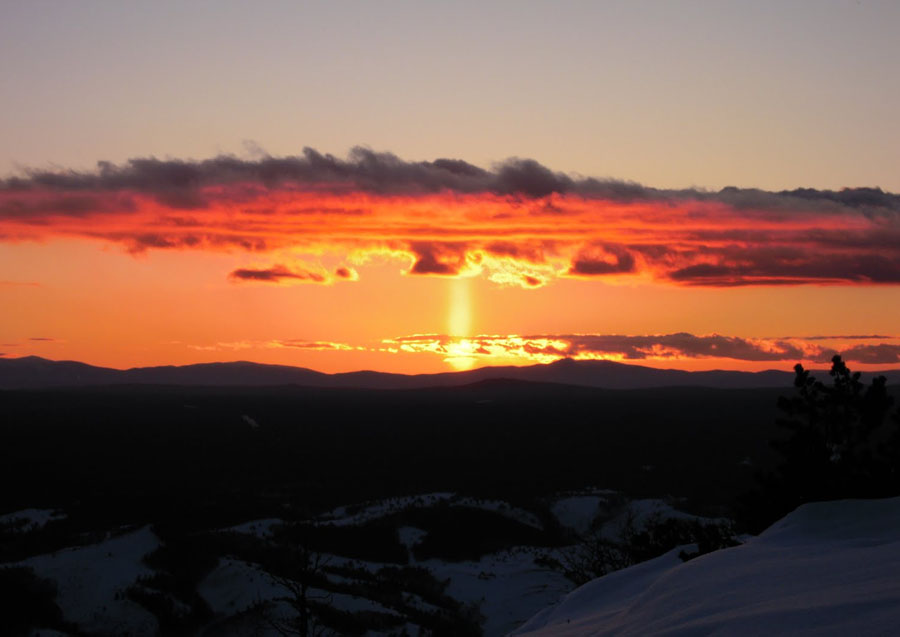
[1,381,792,528]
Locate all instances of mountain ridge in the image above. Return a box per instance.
[3,354,886,391]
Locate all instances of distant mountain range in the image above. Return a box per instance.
[2,355,883,391]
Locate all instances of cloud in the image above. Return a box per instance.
[493,158,574,198]
[483,240,550,263]
[334,266,358,281]
[183,332,900,366]
[271,339,357,351]
[836,344,900,364]
[2,148,899,288]
[189,339,358,352]
[567,244,637,276]
[96,231,268,254]
[407,242,471,276]
[228,264,327,284]
[667,247,900,286]
[563,333,806,361]
[0,193,138,222]
[781,334,897,341]
[5,146,899,208]
[384,333,900,365]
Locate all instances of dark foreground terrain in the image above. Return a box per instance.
[2,379,786,528]
[6,375,900,635]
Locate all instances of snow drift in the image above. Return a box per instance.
[513,497,900,636]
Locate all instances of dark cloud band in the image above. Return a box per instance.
[4,147,899,212]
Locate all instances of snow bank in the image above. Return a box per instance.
[513,497,900,636]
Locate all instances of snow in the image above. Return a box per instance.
[199,495,737,635]
[343,547,568,635]
[616,498,722,527]
[316,492,543,530]
[551,493,728,541]
[551,497,606,535]
[397,525,428,552]
[513,497,900,636]
[21,525,160,636]
[224,517,282,538]
[199,557,284,616]
[426,547,571,637]
[453,496,543,530]
[0,508,66,531]
[197,542,570,637]
[26,494,894,637]
[317,492,455,526]
[199,556,403,631]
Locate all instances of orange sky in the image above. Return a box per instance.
[2,152,899,373]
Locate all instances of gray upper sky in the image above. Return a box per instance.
[2,0,898,190]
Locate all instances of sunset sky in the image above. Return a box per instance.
[2,1,899,374]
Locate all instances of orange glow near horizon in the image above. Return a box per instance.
[2,234,899,374]
[2,166,900,374]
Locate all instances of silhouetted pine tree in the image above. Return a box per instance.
[742,355,897,532]
[773,355,894,501]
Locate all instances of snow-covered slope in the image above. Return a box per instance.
[22,526,160,636]
[513,497,900,636]
[425,548,571,636]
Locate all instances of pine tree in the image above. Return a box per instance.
[773,355,894,502]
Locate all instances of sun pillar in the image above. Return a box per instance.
[446,278,475,370]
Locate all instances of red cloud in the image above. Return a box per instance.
[567,244,637,276]
[2,149,899,288]
[407,242,471,276]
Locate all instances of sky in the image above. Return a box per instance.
[2,0,899,374]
